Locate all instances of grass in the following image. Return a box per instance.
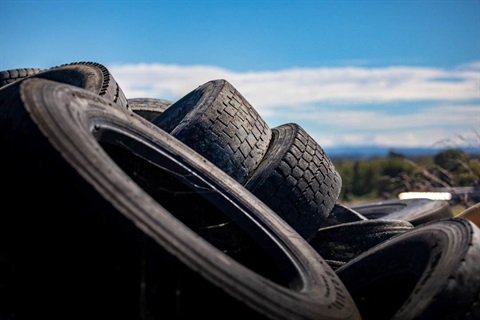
[452,204,470,216]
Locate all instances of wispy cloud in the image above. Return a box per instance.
[109,62,480,107]
[276,104,480,130]
[277,103,480,148]
[108,62,480,148]
[311,127,480,149]
[108,64,235,101]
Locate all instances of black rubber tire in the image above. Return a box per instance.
[349,198,453,226]
[0,68,44,88]
[0,61,129,109]
[0,78,361,320]
[319,203,368,228]
[152,79,272,185]
[309,219,414,267]
[336,218,480,320]
[244,123,342,240]
[128,97,173,121]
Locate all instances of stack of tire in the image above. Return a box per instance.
[0,62,479,320]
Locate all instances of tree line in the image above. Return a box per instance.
[332,148,480,206]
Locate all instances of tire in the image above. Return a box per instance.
[336,218,480,320]
[128,97,173,121]
[349,198,453,226]
[0,68,44,88]
[0,61,129,109]
[319,203,368,228]
[0,78,361,320]
[309,219,414,267]
[244,123,342,240]
[152,79,272,185]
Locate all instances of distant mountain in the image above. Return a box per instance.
[323,145,480,160]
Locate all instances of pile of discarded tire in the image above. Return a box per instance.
[1,62,479,320]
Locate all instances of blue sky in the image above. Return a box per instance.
[1,0,479,151]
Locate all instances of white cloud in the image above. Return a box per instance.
[108,62,480,148]
[310,127,480,149]
[276,104,480,131]
[285,104,479,147]
[109,62,480,111]
[108,63,235,100]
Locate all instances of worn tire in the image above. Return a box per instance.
[245,123,342,240]
[128,97,173,121]
[336,218,480,320]
[0,61,129,109]
[350,198,453,226]
[0,68,44,88]
[152,79,272,184]
[319,203,368,228]
[0,78,361,320]
[309,219,414,267]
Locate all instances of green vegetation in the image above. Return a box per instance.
[333,148,480,211]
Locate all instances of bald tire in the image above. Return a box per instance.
[244,123,342,240]
[0,68,44,88]
[152,79,272,185]
[336,218,480,320]
[309,219,414,268]
[350,198,453,226]
[0,78,361,320]
[128,97,173,121]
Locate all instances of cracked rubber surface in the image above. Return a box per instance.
[152,79,272,185]
[0,78,361,320]
[245,123,342,240]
